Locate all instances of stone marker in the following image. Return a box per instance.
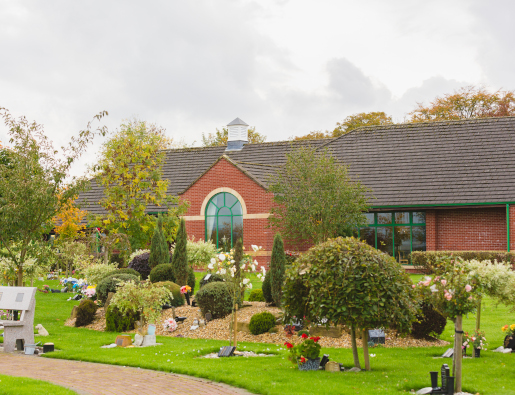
[70,306,78,320]
[415,388,433,395]
[310,325,342,338]
[205,313,212,322]
[441,348,453,358]
[368,329,385,344]
[218,346,236,357]
[347,367,361,372]
[134,333,144,347]
[104,292,115,310]
[115,335,132,347]
[141,335,156,347]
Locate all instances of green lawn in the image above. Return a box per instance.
[1,275,515,394]
[0,374,77,395]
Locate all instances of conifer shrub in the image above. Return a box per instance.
[195,281,233,319]
[128,252,152,280]
[249,311,276,335]
[262,271,273,304]
[97,274,139,304]
[171,219,189,286]
[199,273,225,289]
[75,299,98,327]
[149,216,170,269]
[269,233,286,307]
[105,305,140,332]
[411,302,447,339]
[248,289,265,302]
[154,281,185,307]
[149,264,176,283]
[188,266,196,295]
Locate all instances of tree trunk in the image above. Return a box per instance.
[362,328,370,371]
[233,304,238,348]
[350,327,361,369]
[476,298,482,331]
[17,265,23,287]
[104,250,109,265]
[454,315,463,392]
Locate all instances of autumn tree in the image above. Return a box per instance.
[0,108,108,286]
[53,194,87,241]
[201,127,266,147]
[290,130,328,141]
[268,146,370,244]
[408,86,515,122]
[91,119,187,250]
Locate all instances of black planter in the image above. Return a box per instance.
[504,335,515,350]
[474,347,481,358]
[185,292,190,306]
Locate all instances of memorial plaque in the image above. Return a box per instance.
[218,346,236,357]
[16,293,24,302]
[203,274,211,281]
[205,313,212,322]
[368,329,385,344]
[441,348,453,358]
[320,354,330,368]
[441,364,449,390]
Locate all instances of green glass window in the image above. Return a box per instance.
[205,192,243,251]
[359,211,426,264]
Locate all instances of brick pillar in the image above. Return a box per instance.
[425,210,437,251]
[509,205,515,251]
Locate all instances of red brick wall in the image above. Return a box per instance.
[180,157,276,267]
[509,205,515,251]
[428,207,507,251]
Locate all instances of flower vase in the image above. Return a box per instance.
[474,348,481,358]
[298,357,320,371]
[185,292,190,306]
[147,324,156,336]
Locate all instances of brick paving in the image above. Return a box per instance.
[0,353,253,395]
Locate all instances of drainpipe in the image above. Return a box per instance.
[507,204,510,252]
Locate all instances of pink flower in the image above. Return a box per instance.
[444,293,452,301]
[422,280,431,286]
[441,279,447,286]
[465,284,472,292]
[434,276,440,281]
[468,296,473,300]
[412,285,416,289]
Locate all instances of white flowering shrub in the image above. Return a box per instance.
[186,238,219,268]
[83,262,119,285]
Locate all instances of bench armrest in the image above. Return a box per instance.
[1,321,25,327]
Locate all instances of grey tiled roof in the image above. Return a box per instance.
[323,116,515,206]
[78,116,515,215]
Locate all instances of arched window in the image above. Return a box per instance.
[205,192,243,251]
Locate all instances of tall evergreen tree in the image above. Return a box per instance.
[171,218,188,286]
[149,215,169,269]
[269,233,286,307]
[233,238,244,302]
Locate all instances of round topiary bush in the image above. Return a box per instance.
[249,311,276,335]
[199,273,225,289]
[248,289,265,302]
[105,305,140,332]
[262,271,273,304]
[149,264,176,283]
[188,267,196,295]
[154,281,185,307]
[128,252,152,280]
[411,302,447,339]
[195,281,234,319]
[75,299,98,327]
[97,274,139,304]
[100,268,141,283]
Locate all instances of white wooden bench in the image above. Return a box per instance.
[0,287,36,352]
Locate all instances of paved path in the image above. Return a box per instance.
[0,353,253,395]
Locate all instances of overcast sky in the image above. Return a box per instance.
[0,0,513,175]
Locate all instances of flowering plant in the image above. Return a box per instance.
[163,317,178,332]
[502,324,515,337]
[43,284,50,292]
[83,286,96,298]
[180,285,191,294]
[463,329,487,350]
[285,334,321,365]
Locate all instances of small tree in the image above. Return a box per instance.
[283,237,417,371]
[269,233,286,307]
[269,147,369,245]
[149,216,169,269]
[53,193,87,241]
[171,218,188,286]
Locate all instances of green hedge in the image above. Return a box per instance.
[105,306,140,332]
[411,250,515,272]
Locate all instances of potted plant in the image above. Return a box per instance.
[285,334,322,371]
[502,324,515,350]
[463,329,487,357]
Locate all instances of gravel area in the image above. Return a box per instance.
[65,301,449,349]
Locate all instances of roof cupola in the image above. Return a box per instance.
[226,117,249,151]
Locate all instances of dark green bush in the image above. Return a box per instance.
[248,289,265,302]
[110,253,125,268]
[195,281,233,319]
[411,302,447,339]
[297,329,309,337]
[149,216,170,269]
[149,264,176,283]
[128,252,152,280]
[75,299,98,327]
[411,251,515,273]
[199,273,225,289]
[97,274,139,304]
[171,219,189,285]
[105,306,140,332]
[154,281,185,307]
[262,271,273,304]
[270,233,286,307]
[249,311,276,335]
[102,268,141,283]
[188,267,196,295]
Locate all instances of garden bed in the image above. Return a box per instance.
[65,301,448,349]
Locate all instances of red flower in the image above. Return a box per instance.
[300,357,306,363]
[301,333,308,339]
[310,336,321,342]
[284,342,293,349]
